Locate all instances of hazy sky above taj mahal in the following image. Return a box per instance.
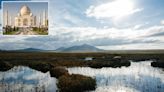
[0,0,164,50]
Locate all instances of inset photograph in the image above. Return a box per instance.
[2,1,48,35]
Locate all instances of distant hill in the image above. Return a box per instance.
[56,44,104,52]
[17,48,44,52]
[55,47,66,52]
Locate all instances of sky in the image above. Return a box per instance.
[3,1,48,26]
[0,0,164,50]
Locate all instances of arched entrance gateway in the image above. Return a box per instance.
[23,18,28,26]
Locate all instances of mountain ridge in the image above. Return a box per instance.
[55,44,103,52]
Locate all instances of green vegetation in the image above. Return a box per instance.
[33,27,48,35]
[3,26,19,35]
[58,74,96,92]
[3,26,48,35]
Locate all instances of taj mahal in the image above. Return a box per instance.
[4,5,48,28]
[15,5,36,27]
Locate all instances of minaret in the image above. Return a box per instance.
[45,10,48,27]
[43,10,46,26]
[9,16,12,26]
[38,15,40,27]
[34,16,36,27]
[39,13,42,27]
[5,9,9,26]
[42,10,44,26]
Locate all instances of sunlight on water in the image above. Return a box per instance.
[68,61,164,92]
[0,66,57,92]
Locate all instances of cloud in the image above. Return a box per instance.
[48,0,90,28]
[133,24,143,30]
[17,25,163,50]
[0,0,164,50]
[161,20,164,25]
[0,35,29,42]
[0,35,53,50]
[51,26,164,41]
[86,0,143,19]
[0,25,164,50]
[0,9,1,25]
[147,32,164,37]
[97,43,164,50]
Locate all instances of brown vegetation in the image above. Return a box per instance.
[28,62,54,73]
[0,61,13,71]
[50,66,69,78]
[0,51,164,92]
[58,74,96,92]
[151,61,164,68]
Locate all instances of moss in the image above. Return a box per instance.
[57,74,96,92]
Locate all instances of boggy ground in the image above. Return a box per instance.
[0,51,163,69]
[0,61,96,92]
[0,51,132,68]
[0,51,164,92]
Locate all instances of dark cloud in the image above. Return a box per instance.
[148,32,164,37]
[20,34,161,50]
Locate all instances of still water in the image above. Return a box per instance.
[0,66,58,92]
[68,61,164,92]
[0,61,164,92]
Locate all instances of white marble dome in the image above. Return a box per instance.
[20,5,31,16]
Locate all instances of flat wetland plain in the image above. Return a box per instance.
[0,50,164,92]
[0,50,164,74]
[0,50,164,66]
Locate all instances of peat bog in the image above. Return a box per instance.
[0,51,164,92]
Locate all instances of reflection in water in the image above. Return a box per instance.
[0,66,57,92]
[68,61,164,92]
